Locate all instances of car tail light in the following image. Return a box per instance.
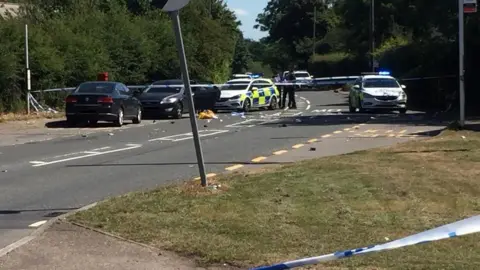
[97,97,113,103]
[65,96,77,103]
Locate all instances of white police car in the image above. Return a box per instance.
[348,72,408,114]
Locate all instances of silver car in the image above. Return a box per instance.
[348,74,408,114]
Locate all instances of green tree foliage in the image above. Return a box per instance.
[255,0,480,112]
[0,0,242,112]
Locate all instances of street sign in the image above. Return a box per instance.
[150,0,191,11]
[464,0,477,13]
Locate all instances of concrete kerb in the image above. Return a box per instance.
[0,201,98,258]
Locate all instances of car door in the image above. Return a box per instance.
[249,80,262,108]
[116,83,133,116]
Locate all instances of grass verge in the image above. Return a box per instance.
[0,112,64,123]
[70,130,480,269]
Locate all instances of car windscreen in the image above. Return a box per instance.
[220,83,249,91]
[144,85,182,93]
[75,83,115,94]
[294,72,310,78]
[363,78,399,88]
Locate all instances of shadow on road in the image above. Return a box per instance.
[45,120,133,129]
[0,207,78,217]
[317,103,348,107]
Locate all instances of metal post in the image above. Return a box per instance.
[459,0,465,127]
[370,0,375,72]
[170,10,208,186]
[313,5,316,58]
[25,24,31,114]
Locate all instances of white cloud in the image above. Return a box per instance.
[232,8,248,16]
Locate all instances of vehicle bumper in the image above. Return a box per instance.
[141,103,176,115]
[214,99,243,110]
[361,98,407,109]
[66,112,118,121]
[66,104,118,121]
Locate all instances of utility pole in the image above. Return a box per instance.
[25,24,31,114]
[313,5,316,58]
[370,0,375,72]
[458,0,466,127]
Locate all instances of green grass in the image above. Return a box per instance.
[70,130,480,269]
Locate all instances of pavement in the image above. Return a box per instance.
[0,90,450,269]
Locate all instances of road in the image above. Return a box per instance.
[0,90,447,250]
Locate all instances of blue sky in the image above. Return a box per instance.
[226,0,268,40]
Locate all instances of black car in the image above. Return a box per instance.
[138,79,220,119]
[65,81,142,127]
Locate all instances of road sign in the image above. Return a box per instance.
[464,0,477,13]
[150,0,191,11]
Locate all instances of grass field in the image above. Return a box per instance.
[70,130,480,269]
[0,112,63,123]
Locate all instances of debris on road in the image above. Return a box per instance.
[198,110,217,119]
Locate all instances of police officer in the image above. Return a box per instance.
[285,69,297,109]
[280,71,289,109]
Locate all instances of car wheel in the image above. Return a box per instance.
[268,96,278,110]
[132,107,142,124]
[172,103,183,119]
[242,98,251,113]
[114,108,124,127]
[66,117,77,127]
[399,108,407,114]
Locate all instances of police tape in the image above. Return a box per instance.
[31,83,318,93]
[251,214,480,270]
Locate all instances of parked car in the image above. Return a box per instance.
[65,81,142,127]
[138,79,220,119]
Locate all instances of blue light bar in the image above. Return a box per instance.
[378,71,390,75]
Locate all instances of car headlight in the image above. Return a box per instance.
[229,95,241,100]
[398,92,407,100]
[160,97,178,104]
[361,92,374,98]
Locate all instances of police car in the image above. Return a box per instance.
[215,78,280,112]
[348,72,408,114]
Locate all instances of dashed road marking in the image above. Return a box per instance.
[273,150,288,155]
[251,156,267,162]
[386,130,394,133]
[29,220,47,228]
[292,144,304,149]
[344,128,351,131]
[30,144,142,167]
[321,134,332,138]
[308,138,317,143]
[399,130,407,134]
[333,131,342,134]
[194,173,217,180]
[149,130,228,142]
[225,164,244,171]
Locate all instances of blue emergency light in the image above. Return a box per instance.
[378,71,391,75]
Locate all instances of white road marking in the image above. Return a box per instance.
[149,130,228,142]
[31,144,142,167]
[83,151,101,154]
[306,104,311,110]
[29,161,46,165]
[29,220,47,228]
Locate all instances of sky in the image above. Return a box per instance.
[226,0,269,40]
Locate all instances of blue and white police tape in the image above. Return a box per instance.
[251,215,480,270]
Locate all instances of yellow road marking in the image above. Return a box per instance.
[371,134,379,138]
[251,156,267,162]
[308,138,318,143]
[321,134,332,138]
[385,130,393,133]
[292,144,304,149]
[334,131,342,134]
[399,129,407,134]
[388,134,396,137]
[359,124,366,126]
[273,150,288,155]
[225,164,244,171]
[344,128,351,131]
[352,125,360,129]
[365,129,377,133]
[194,173,217,180]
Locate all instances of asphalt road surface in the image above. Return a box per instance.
[0,90,447,250]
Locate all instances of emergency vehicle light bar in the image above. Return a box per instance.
[361,71,391,75]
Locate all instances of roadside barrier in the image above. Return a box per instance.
[251,214,480,269]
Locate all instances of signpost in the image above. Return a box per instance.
[458,0,475,127]
[151,0,208,186]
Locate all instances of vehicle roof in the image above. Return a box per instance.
[227,79,253,83]
[293,70,309,73]
[362,75,395,79]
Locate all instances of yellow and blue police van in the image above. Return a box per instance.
[215,78,280,112]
